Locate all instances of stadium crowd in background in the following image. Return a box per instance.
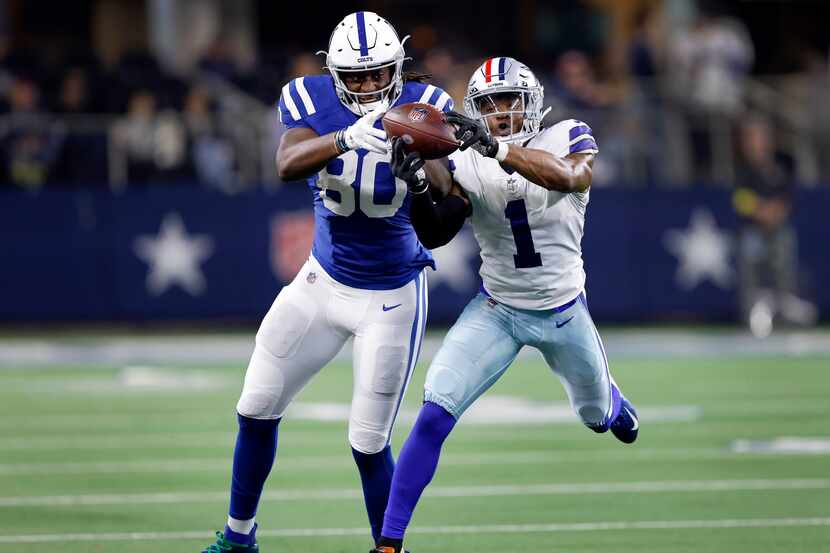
[1,0,829,190]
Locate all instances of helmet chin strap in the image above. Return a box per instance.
[355,98,384,115]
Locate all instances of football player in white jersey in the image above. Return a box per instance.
[370,57,640,553]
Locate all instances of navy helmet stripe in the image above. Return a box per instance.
[498,57,506,77]
[356,12,369,56]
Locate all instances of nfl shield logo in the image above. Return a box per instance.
[409,107,428,122]
[270,211,314,283]
[306,272,317,284]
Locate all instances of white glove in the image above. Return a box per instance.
[344,102,389,154]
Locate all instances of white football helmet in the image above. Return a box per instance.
[464,57,551,143]
[320,12,408,115]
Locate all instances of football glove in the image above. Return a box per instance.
[391,137,428,194]
[446,110,499,158]
[343,101,389,154]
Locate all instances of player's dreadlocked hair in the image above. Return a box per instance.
[403,71,432,83]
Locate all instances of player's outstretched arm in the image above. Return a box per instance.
[503,148,594,193]
[447,110,593,193]
[391,138,469,249]
[277,105,389,181]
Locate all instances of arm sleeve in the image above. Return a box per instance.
[410,189,470,249]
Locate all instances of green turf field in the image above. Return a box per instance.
[1,337,829,552]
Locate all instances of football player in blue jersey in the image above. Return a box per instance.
[200,11,454,553]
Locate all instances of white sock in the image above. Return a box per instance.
[227,516,255,535]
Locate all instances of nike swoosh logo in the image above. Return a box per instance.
[382,303,402,312]
[555,315,575,328]
[625,407,639,431]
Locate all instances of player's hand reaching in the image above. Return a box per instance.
[341,101,389,154]
[391,137,428,194]
[446,110,499,158]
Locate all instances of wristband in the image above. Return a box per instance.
[334,129,350,154]
[410,180,429,195]
[410,169,429,195]
[494,141,509,162]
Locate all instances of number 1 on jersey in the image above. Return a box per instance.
[504,199,542,268]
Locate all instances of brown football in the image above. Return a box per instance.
[382,102,458,160]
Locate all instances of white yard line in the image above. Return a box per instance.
[2,397,827,432]
[1,517,829,543]
[1,446,826,476]
[4,329,830,369]
[1,478,828,507]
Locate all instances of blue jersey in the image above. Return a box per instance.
[277,76,454,290]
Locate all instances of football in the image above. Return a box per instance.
[382,102,459,160]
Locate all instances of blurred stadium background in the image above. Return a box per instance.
[1,1,829,552]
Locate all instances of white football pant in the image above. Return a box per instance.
[237,255,428,454]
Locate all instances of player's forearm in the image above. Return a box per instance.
[423,158,453,200]
[503,145,592,193]
[276,133,340,181]
[410,189,468,249]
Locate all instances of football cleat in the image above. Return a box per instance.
[201,530,259,553]
[370,547,409,553]
[610,396,639,444]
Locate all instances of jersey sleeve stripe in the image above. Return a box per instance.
[417,84,437,105]
[569,124,593,140]
[288,80,311,118]
[427,87,442,105]
[294,77,316,116]
[280,83,302,121]
[569,137,598,154]
[434,92,452,111]
[569,133,595,145]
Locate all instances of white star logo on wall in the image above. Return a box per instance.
[663,208,733,290]
[428,226,479,293]
[134,213,215,296]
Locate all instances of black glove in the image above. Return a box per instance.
[391,137,428,194]
[446,110,499,157]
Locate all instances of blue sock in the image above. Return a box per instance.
[228,413,280,532]
[381,402,456,540]
[352,445,396,542]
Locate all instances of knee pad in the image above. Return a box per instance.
[348,421,388,455]
[424,365,466,407]
[236,346,290,419]
[236,368,286,419]
[236,388,284,419]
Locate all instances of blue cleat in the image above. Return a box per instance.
[585,383,638,443]
[610,396,639,444]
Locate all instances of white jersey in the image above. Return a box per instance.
[448,119,598,310]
